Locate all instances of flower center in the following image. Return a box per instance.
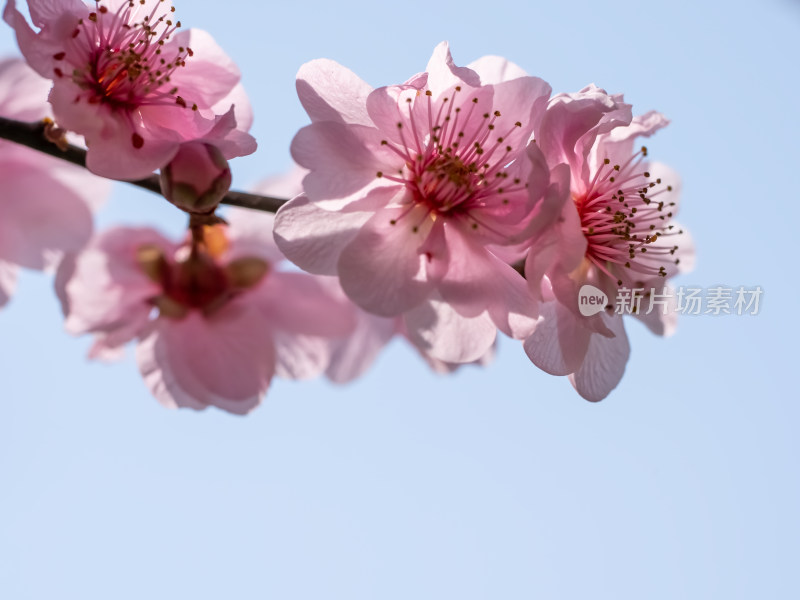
[377,86,527,226]
[576,146,682,287]
[136,226,269,319]
[52,0,195,148]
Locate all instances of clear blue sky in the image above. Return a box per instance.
[1,0,798,598]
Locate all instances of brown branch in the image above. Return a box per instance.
[0,116,288,213]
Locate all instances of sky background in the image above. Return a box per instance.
[1,0,798,598]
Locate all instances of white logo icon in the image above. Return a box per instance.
[578,284,608,317]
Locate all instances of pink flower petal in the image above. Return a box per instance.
[325,311,397,383]
[438,225,537,338]
[568,313,630,402]
[466,55,529,84]
[424,41,481,98]
[487,74,551,151]
[523,300,592,376]
[616,109,669,140]
[272,333,332,380]
[28,0,86,24]
[254,271,356,337]
[137,305,275,415]
[3,1,67,78]
[0,56,50,120]
[0,159,94,269]
[403,296,497,363]
[539,86,632,186]
[337,204,447,316]
[291,121,399,203]
[64,227,172,336]
[170,28,241,107]
[297,58,374,126]
[273,193,379,275]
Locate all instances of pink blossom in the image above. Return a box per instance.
[523,86,694,401]
[0,56,107,307]
[63,210,356,414]
[274,43,553,363]
[4,0,256,180]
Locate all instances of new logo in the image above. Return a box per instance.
[578,284,608,317]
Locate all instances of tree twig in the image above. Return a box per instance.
[0,116,288,213]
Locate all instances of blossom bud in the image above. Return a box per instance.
[160,142,232,215]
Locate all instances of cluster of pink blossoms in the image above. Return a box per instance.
[274,43,693,402]
[0,0,693,414]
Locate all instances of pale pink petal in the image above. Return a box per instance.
[551,197,588,274]
[0,159,93,269]
[424,41,481,98]
[296,58,374,126]
[291,121,400,202]
[272,333,331,380]
[64,227,172,336]
[467,55,529,84]
[136,304,275,415]
[0,57,51,120]
[87,335,127,362]
[524,236,560,301]
[27,0,87,25]
[254,271,356,337]
[326,310,397,383]
[609,110,669,142]
[46,80,107,145]
[3,1,68,78]
[365,84,421,147]
[486,241,529,267]
[193,104,257,160]
[40,155,111,212]
[273,193,378,275]
[486,74,551,150]
[171,28,241,107]
[438,226,537,338]
[597,110,670,168]
[403,297,497,364]
[211,82,253,132]
[569,313,630,402]
[418,340,495,374]
[539,86,631,185]
[521,163,577,309]
[338,205,447,316]
[523,300,592,376]
[87,309,151,359]
[519,158,572,244]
